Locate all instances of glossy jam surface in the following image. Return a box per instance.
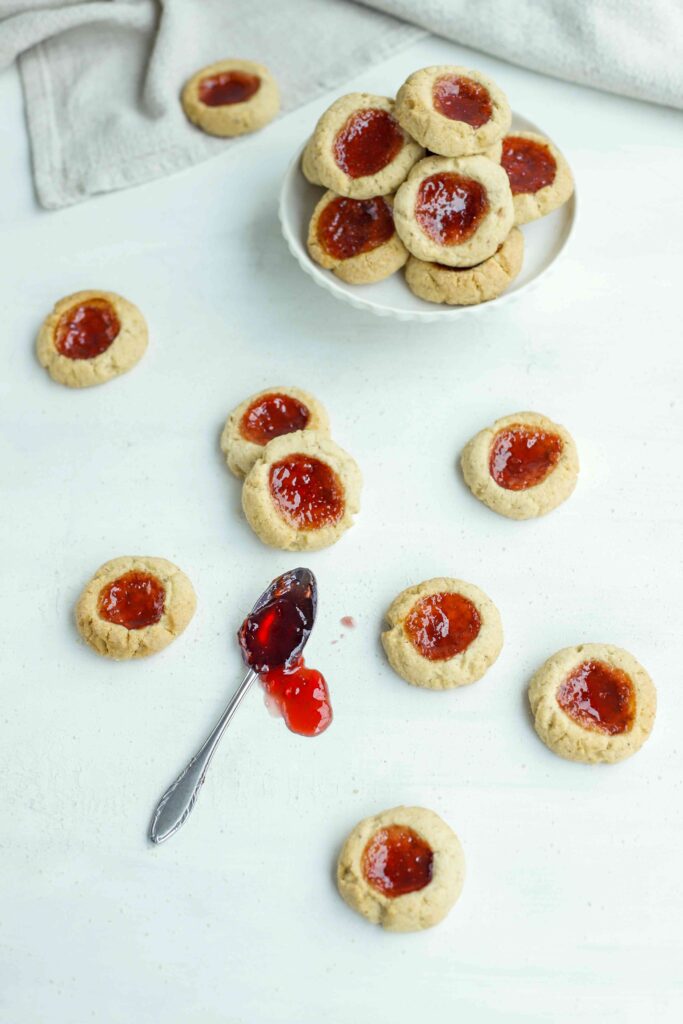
[317,196,394,260]
[98,571,165,630]
[240,393,310,446]
[238,569,316,673]
[432,74,493,127]
[54,299,120,360]
[415,173,489,245]
[501,136,557,195]
[363,825,434,898]
[404,591,481,661]
[198,70,260,107]
[333,108,404,179]
[260,656,332,736]
[269,455,344,531]
[490,425,563,490]
[557,660,636,735]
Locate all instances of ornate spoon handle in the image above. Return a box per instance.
[149,669,258,845]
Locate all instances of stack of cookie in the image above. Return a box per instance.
[303,66,574,306]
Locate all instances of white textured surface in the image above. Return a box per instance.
[1,37,682,1024]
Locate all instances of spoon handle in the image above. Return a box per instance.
[149,669,258,845]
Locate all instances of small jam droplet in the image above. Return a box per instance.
[198,70,260,107]
[269,455,344,531]
[98,571,165,630]
[54,299,120,360]
[557,660,635,735]
[259,656,332,737]
[333,108,404,179]
[240,393,310,446]
[318,196,395,260]
[415,172,489,245]
[432,74,492,127]
[363,825,434,898]
[340,616,356,629]
[501,136,557,195]
[238,569,316,674]
[490,426,563,490]
[404,592,481,661]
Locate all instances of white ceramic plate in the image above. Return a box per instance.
[279,112,576,322]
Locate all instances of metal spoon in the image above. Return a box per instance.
[149,567,317,845]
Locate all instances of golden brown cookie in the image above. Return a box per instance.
[36,290,147,389]
[301,137,322,185]
[393,155,513,267]
[501,131,574,225]
[242,430,362,551]
[181,59,279,138]
[404,227,523,305]
[528,644,656,764]
[461,411,579,520]
[382,577,503,689]
[221,387,330,479]
[308,93,424,199]
[76,556,196,660]
[337,806,465,932]
[395,66,511,158]
[307,191,408,284]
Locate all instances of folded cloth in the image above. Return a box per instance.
[2,0,681,209]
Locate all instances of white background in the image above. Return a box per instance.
[1,35,682,1024]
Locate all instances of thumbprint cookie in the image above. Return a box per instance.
[405,227,523,305]
[181,59,279,137]
[307,191,408,284]
[501,131,574,225]
[382,577,503,689]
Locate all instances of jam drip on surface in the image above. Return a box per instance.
[333,109,404,178]
[269,455,344,531]
[404,592,481,661]
[198,71,260,107]
[557,660,635,735]
[490,426,563,490]
[363,825,434,897]
[260,656,332,736]
[415,173,489,245]
[55,299,120,360]
[98,571,165,629]
[240,393,310,446]
[501,136,557,195]
[432,74,493,127]
[238,568,316,673]
[318,196,394,260]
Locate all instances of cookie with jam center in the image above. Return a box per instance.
[181,59,279,137]
[307,191,408,284]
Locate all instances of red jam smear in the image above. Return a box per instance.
[432,74,493,127]
[317,196,394,260]
[333,108,404,179]
[490,425,563,491]
[260,656,332,736]
[240,393,310,446]
[404,591,481,661]
[54,299,120,360]
[238,568,316,673]
[557,660,635,735]
[363,825,434,898]
[415,172,489,245]
[501,136,557,195]
[269,455,344,531]
[198,70,260,107]
[98,571,165,629]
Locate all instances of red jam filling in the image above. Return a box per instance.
[238,568,316,673]
[333,108,404,179]
[240,393,310,446]
[317,196,395,260]
[260,656,332,736]
[98,571,165,629]
[363,825,434,897]
[54,299,120,360]
[489,425,563,490]
[432,74,493,127]
[557,660,635,735]
[501,136,557,195]
[269,455,344,531]
[404,592,481,661]
[198,70,260,107]
[415,172,489,245]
